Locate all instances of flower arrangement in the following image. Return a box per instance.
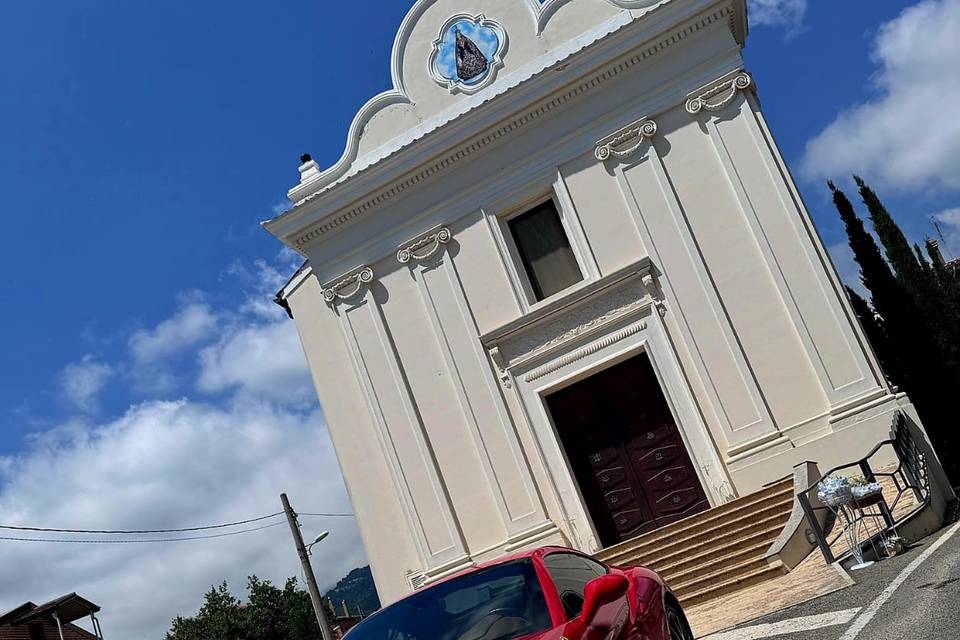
[817,475,883,507]
[817,476,853,507]
[849,476,883,499]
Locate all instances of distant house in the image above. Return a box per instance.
[0,593,104,640]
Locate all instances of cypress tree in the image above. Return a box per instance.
[831,181,958,483]
[855,176,925,289]
[845,286,902,387]
[855,177,960,377]
[829,182,924,390]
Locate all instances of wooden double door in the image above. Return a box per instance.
[546,353,709,547]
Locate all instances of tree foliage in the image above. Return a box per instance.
[166,577,323,640]
[832,178,960,483]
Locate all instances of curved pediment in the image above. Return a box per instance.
[287,0,669,204]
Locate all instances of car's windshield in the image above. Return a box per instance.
[346,560,552,640]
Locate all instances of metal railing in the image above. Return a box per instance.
[797,411,931,564]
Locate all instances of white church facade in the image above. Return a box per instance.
[266,0,919,604]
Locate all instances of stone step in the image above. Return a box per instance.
[656,537,776,586]
[648,524,783,578]
[673,555,774,596]
[602,504,792,568]
[676,561,788,607]
[597,479,793,565]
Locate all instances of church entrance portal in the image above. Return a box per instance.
[546,353,709,547]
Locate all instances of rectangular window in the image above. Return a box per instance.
[507,199,583,301]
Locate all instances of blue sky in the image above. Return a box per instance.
[1,1,959,638]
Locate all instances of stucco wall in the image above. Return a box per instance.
[280,0,895,603]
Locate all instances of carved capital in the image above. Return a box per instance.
[322,266,374,304]
[397,226,452,266]
[488,346,512,389]
[595,118,658,162]
[685,72,752,115]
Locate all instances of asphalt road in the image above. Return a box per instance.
[701,518,960,640]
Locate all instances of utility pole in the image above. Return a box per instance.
[281,493,335,640]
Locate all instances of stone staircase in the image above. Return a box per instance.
[595,477,795,607]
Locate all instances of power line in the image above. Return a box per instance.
[0,521,287,544]
[0,511,286,535]
[0,510,354,537]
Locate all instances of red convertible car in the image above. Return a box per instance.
[345,546,693,640]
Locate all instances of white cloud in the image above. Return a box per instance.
[800,0,960,191]
[0,399,362,640]
[197,319,315,404]
[1,254,364,640]
[197,250,314,404]
[749,0,807,31]
[60,356,114,412]
[129,300,218,365]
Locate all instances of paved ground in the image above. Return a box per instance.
[699,518,960,640]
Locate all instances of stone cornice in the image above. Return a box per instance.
[481,258,658,374]
[265,0,742,252]
[321,265,374,305]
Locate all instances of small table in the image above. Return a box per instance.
[829,490,892,570]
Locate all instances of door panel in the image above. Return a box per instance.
[546,353,709,547]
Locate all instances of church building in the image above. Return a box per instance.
[265,0,920,604]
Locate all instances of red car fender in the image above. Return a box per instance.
[619,567,666,637]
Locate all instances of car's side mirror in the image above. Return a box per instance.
[580,573,629,624]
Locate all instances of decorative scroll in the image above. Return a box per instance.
[595,118,658,162]
[397,227,452,265]
[322,266,374,304]
[685,72,752,115]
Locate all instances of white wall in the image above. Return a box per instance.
[281,0,897,603]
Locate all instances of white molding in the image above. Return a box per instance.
[524,0,668,35]
[428,14,508,96]
[332,287,468,570]
[481,259,655,360]
[292,46,743,277]
[697,91,866,402]
[483,208,530,314]
[553,169,602,281]
[483,172,597,312]
[278,262,313,301]
[501,281,732,550]
[265,0,743,249]
[524,320,648,382]
[608,134,781,453]
[749,102,890,394]
[743,92,882,397]
[398,229,550,536]
[642,144,773,439]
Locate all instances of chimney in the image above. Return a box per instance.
[298,152,321,185]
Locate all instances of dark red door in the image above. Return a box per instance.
[546,353,709,547]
